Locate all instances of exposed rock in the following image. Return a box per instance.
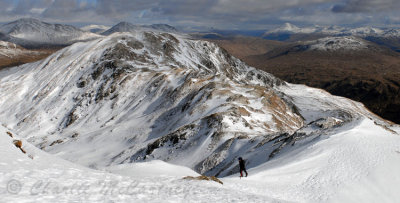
[13,140,26,154]
[183,175,223,185]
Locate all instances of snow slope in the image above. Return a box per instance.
[1,111,399,202]
[1,125,285,202]
[224,118,400,202]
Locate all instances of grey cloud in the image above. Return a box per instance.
[13,0,35,15]
[9,0,53,15]
[157,0,216,15]
[95,0,158,19]
[0,0,399,29]
[91,0,400,28]
[332,0,400,13]
[0,0,13,12]
[42,0,89,18]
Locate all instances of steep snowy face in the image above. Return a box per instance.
[0,31,305,175]
[0,18,101,46]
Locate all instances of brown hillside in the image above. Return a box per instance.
[0,48,58,70]
[208,36,286,59]
[211,37,400,124]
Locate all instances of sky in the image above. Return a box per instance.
[0,0,399,30]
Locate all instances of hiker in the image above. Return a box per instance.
[238,157,248,178]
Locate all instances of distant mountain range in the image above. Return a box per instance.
[261,23,400,53]
[264,22,400,38]
[0,18,179,48]
[0,18,101,48]
[101,22,178,35]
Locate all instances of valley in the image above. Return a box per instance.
[209,33,400,124]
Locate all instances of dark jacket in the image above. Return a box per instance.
[239,159,245,170]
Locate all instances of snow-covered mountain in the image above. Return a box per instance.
[102,22,178,35]
[0,30,399,202]
[0,30,395,175]
[306,36,372,51]
[0,31,302,176]
[81,24,111,34]
[266,23,317,34]
[0,18,101,47]
[264,23,400,39]
[262,36,378,56]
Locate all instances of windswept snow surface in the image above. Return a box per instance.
[224,118,400,202]
[0,125,283,202]
[1,118,399,202]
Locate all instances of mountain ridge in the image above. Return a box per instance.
[264,22,400,38]
[0,31,390,177]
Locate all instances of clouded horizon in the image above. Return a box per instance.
[0,0,399,30]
